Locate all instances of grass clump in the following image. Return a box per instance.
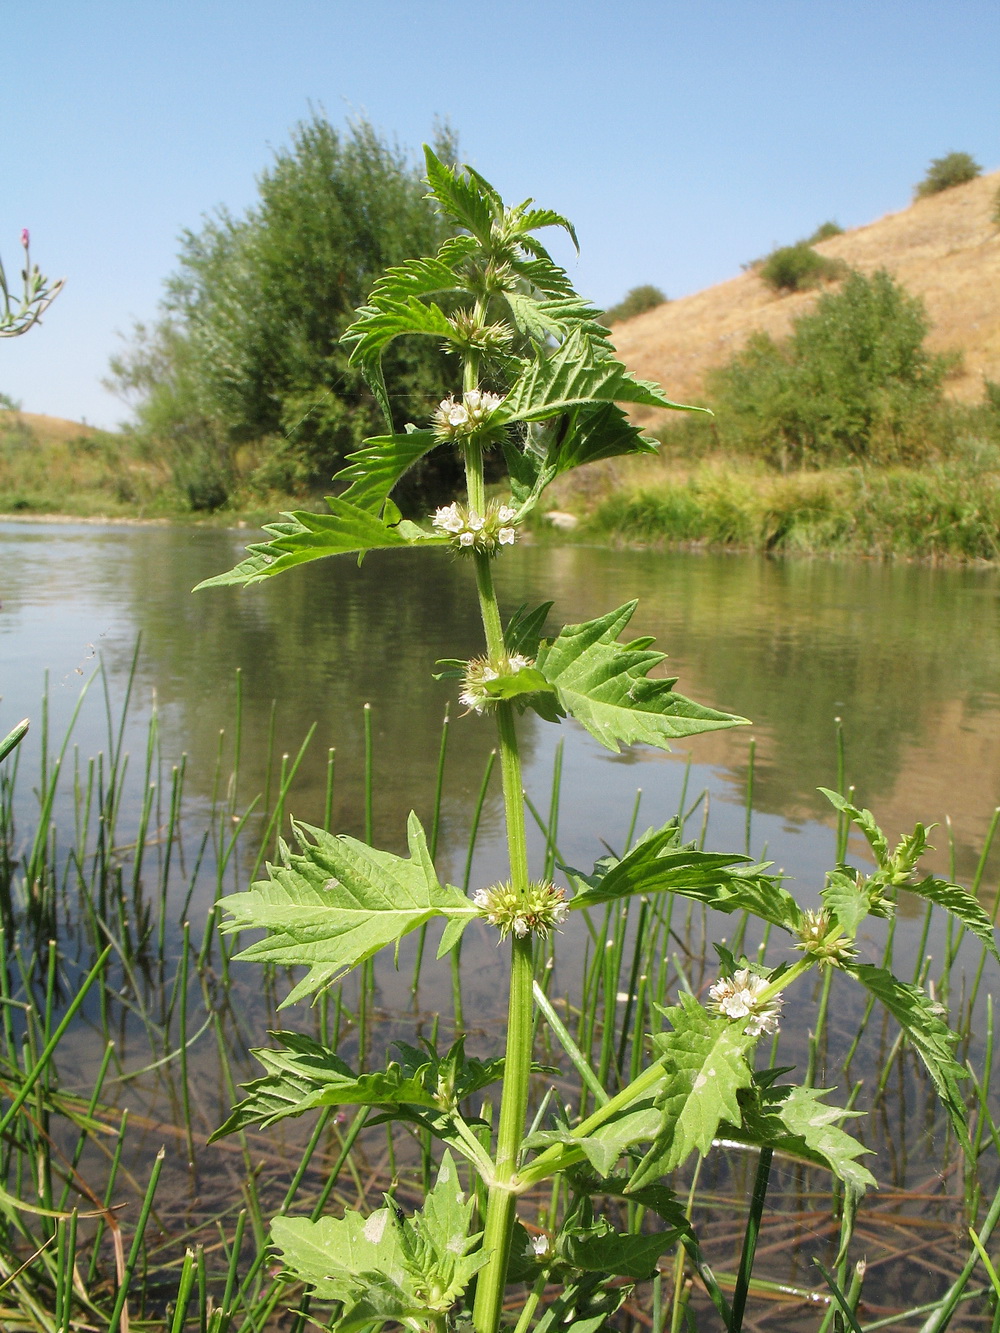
[585,456,1000,560]
[914,151,982,199]
[601,283,668,325]
[758,241,846,293]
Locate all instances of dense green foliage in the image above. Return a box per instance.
[109,117,461,508]
[803,220,844,244]
[586,450,1000,560]
[709,269,954,466]
[914,151,982,199]
[601,283,667,324]
[758,241,845,293]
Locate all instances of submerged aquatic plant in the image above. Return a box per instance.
[199,152,999,1333]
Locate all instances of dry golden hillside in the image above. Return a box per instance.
[611,169,1000,421]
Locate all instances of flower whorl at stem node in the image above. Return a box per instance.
[459,652,533,714]
[432,389,504,442]
[795,909,857,965]
[472,880,570,940]
[432,498,518,555]
[708,968,783,1036]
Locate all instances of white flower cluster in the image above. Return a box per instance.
[459,652,533,714]
[432,499,518,554]
[472,880,570,940]
[707,968,783,1036]
[432,389,504,440]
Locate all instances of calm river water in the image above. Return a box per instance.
[3,519,1000,1315]
[4,519,999,893]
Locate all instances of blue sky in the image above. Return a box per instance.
[2,0,997,429]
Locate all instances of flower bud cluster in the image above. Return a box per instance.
[459,652,534,714]
[432,389,504,441]
[708,967,783,1036]
[432,498,518,554]
[794,909,856,965]
[448,309,513,353]
[472,880,570,940]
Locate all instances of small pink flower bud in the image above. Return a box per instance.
[20,229,29,248]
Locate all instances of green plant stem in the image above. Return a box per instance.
[463,433,536,1333]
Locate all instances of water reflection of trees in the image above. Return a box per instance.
[103,531,543,876]
[22,525,999,883]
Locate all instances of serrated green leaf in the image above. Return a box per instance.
[819,788,890,866]
[533,1275,629,1333]
[333,430,438,515]
[194,498,447,589]
[564,1168,687,1230]
[365,238,477,308]
[504,602,553,659]
[270,1153,484,1328]
[842,963,968,1141]
[423,147,497,243]
[525,1102,663,1177]
[564,823,795,932]
[821,869,871,936]
[498,327,704,424]
[723,1081,876,1192]
[903,877,999,962]
[629,995,756,1188]
[559,1221,668,1279]
[770,1086,876,1191]
[535,602,748,753]
[271,1208,408,1305]
[221,813,477,1005]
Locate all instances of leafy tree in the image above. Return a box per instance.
[109,117,460,506]
[710,269,953,466]
[914,151,981,199]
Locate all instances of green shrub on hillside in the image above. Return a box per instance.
[914,151,981,199]
[804,220,844,244]
[709,269,954,466]
[601,283,667,324]
[758,241,845,293]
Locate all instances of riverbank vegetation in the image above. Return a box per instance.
[557,269,1000,560]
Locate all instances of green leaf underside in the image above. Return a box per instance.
[194,499,447,589]
[903,876,1000,962]
[221,813,476,1005]
[819,788,890,865]
[498,327,703,424]
[560,1222,671,1279]
[843,963,968,1139]
[526,1101,663,1177]
[213,1033,507,1138]
[725,1083,876,1192]
[565,823,798,929]
[272,1152,485,1329]
[334,430,438,515]
[536,603,748,753]
[629,995,756,1188]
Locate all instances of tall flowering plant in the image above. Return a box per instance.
[200,153,995,1333]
